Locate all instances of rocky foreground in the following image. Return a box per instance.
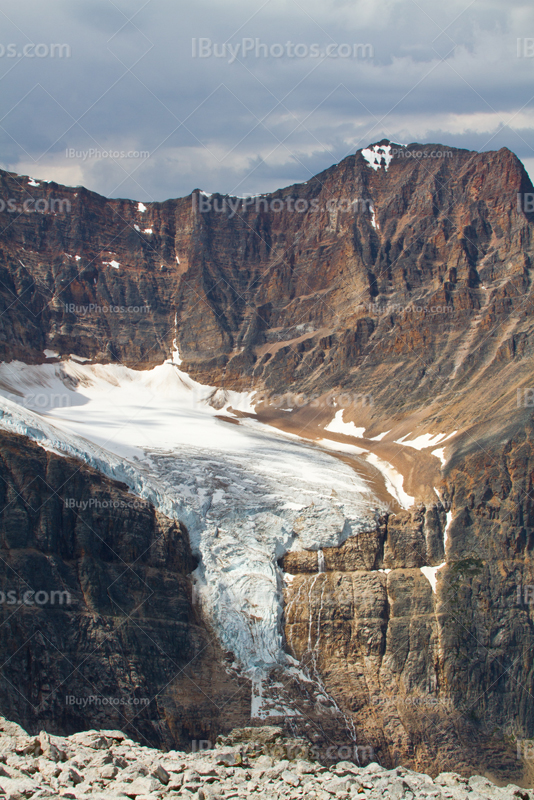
[0,719,531,800]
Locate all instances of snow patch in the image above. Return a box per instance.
[444,510,453,550]
[325,410,365,438]
[420,563,446,593]
[361,144,393,172]
[43,349,59,359]
[365,452,414,509]
[431,447,447,466]
[102,260,120,269]
[169,313,182,366]
[317,438,369,456]
[396,430,458,450]
[370,430,390,441]
[251,674,300,719]
[395,432,448,450]
[137,202,147,212]
[28,179,40,187]
[143,228,153,234]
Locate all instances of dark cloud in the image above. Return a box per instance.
[0,0,532,200]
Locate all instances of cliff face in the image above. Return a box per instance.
[1,142,534,780]
[2,142,534,416]
[281,419,534,783]
[0,429,251,749]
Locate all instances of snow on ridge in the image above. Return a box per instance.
[0,358,382,673]
[395,432,447,449]
[361,144,393,172]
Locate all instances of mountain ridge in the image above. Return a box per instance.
[1,141,534,781]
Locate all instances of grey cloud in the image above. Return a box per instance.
[0,0,532,200]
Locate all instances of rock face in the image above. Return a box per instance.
[281,420,534,783]
[0,429,252,749]
[0,719,531,800]
[2,141,534,782]
[2,142,534,407]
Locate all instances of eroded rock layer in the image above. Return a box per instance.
[0,430,251,749]
[282,420,534,783]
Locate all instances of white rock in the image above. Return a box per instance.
[127,775,162,795]
[281,769,300,787]
[59,765,84,785]
[39,730,63,762]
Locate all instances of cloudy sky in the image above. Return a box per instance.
[0,0,533,201]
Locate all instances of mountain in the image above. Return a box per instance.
[0,140,534,784]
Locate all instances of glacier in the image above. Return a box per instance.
[0,358,384,679]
